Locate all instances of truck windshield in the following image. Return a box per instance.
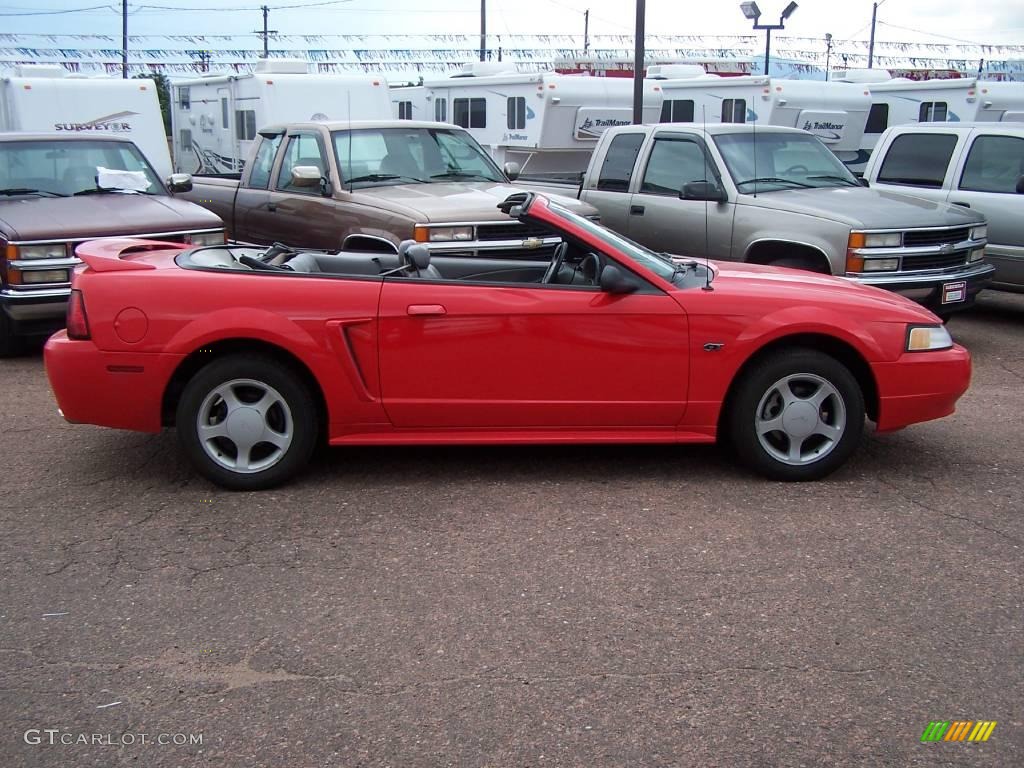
[713,132,861,193]
[0,140,162,197]
[332,127,505,187]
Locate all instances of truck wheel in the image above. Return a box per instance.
[176,354,318,490]
[727,349,865,481]
[0,313,21,358]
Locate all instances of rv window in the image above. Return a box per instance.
[179,129,192,153]
[221,98,229,129]
[276,134,326,192]
[398,101,413,120]
[507,97,526,130]
[640,138,713,195]
[235,110,257,141]
[959,135,1024,194]
[434,98,447,122]
[597,133,645,192]
[248,133,283,190]
[454,98,486,129]
[178,87,190,110]
[865,103,889,133]
[660,100,695,123]
[876,133,957,188]
[919,102,948,122]
[722,99,747,124]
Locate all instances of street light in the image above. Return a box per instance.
[739,2,798,76]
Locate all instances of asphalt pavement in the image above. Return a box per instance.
[1,291,1021,767]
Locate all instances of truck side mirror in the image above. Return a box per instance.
[1016,175,1024,194]
[291,165,322,188]
[166,173,193,193]
[858,176,870,187]
[503,161,521,181]
[680,180,726,203]
[599,264,640,295]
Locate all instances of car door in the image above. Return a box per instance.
[871,130,962,205]
[233,132,282,245]
[626,133,734,259]
[376,256,689,430]
[580,131,647,235]
[946,132,1024,287]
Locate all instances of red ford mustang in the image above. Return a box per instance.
[45,193,970,490]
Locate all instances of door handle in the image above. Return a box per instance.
[406,304,447,316]
[951,201,970,208]
[629,204,645,215]
[266,202,277,212]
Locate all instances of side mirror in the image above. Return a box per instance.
[167,173,193,193]
[503,161,521,181]
[680,180,727,203]
[858,176,870,187]
[1016,175,1024,194]
[291,165,322,188]
[405,243,432,271]
[599,264,640,295]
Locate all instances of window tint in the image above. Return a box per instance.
[877,133,957,188]
[919,101,948,122]
[597,133,645,192]
[178,87,190,110]
[397,101,413,120]
[248,134,282,190]
[221,97,229,129]
[722,98,746,123]
[434,98,447,122]
[235,110,256,141]
[453,97,486,129]
[865,103,888,133]
[659,100,695,123]
[275,134,325,192]
[507,96,526,129]
[640,139,713,195]
[959,134,1024,193]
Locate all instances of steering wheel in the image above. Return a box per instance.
[579,252,601,285]
[542,242,568,285]
[782,164,809,175]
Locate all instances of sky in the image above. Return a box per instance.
[0,0,1022,47]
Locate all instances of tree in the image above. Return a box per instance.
[134,72,171,134]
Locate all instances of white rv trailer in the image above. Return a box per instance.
[170,59,392,175]
[834,70,1024,172]
[402,62,662,177]
[0,65,172,179]
[647,65,872,165]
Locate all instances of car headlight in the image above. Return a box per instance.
[187,231,226,247]
[863,232,902,248]
[7,243,68,260]
[906,324,953,352]
[862,257,900,272]
[414,225,474,243]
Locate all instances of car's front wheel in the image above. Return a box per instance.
[727,349,865,481]
[176,354,318,490]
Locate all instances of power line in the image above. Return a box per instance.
[0,4,113,16]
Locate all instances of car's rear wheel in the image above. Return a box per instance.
[727,349,865,481]
[176,355,317,490]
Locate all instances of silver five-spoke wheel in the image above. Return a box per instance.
[755,373,846,466]
[197,379,293,473]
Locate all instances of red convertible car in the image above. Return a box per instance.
[45,193,970,490]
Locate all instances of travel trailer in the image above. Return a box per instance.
[0,65,172,178]
[646,65,872,166]
[395,62,662,178]
[170,59,392,174]
[835,70,1024,172]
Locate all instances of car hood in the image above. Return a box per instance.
[0,194,224,241]
[355,181,597,222]
[738,186,984,229]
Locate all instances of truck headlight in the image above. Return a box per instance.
[20,269,71,284]
[970,225,987,241]
[862,257,900,272]
[906,324,953,352]
[186,231,226,247]
[969,248,986,262]
[414,225,474,243]
[863,232,902,248]
[7,243,68,260]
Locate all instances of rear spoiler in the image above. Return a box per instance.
[74,238,187,272]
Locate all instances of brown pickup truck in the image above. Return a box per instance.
[0,132,225,355]
[181,120,598,256]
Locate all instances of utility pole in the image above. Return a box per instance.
[632,0,645,124]
[824,32,833,81]
[253,5,278,59]
[122,0,128,78]
[480,0,487,62]
[868,2,877,68]
[584,9,590,55]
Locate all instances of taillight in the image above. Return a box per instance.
[67,289,90,340]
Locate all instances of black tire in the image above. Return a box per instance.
[176,354,318,490]
[0,312,21,358]
[726,349,865,481]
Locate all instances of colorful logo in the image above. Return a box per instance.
[921,721,997,742]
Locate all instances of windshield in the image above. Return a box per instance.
[713,132,860,193]
[0,139,162,197]
[332,127,505,187]
[544,201,678,282]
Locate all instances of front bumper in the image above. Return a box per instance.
[849,262,995,313]
[0,287,70,341]
[873,344,971,433]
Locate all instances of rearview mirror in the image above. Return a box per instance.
[680,180,727,203]
[1016,175,1024,194]
[503,161,521,181]
[291,165,322,187]
[599,264,640,295]
[166,173,193,193]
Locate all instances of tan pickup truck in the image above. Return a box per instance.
[181,120,598,257]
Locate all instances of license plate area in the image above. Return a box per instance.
[942,280,967,304]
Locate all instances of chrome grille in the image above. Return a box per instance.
[903,227,970,247]
[901,252,969,272]
[476,221,550,241]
